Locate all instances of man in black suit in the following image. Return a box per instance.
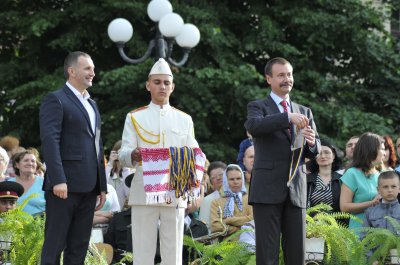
[245,57,320,265]
[39,51,107,265]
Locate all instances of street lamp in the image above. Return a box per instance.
[107,0,200,67]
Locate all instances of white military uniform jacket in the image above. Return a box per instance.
[119,101,199,208]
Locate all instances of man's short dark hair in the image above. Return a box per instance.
[64,51,90,80]
[264,57,291,77]
[347,135,359,142]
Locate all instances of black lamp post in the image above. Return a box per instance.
[107,0,200,67]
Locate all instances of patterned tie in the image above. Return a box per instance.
[280,100,289,113]
[280,100,291,136]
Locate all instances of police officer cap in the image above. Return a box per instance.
[0,181,24,200]
[148,58,173,77]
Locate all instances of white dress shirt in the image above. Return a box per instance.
[66,82,96,133]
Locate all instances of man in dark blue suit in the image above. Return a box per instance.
[39,51,107,265]
[245,57,320,265]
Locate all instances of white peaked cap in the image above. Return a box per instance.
[148,58,173,77]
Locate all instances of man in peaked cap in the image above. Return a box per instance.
[0,181,24,213]
[119,58,200,265]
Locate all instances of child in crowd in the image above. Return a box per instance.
[362,171,400,264]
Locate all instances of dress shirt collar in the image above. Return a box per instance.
[66,82,91,100]
[270,91,290,109]
[149,101,172,111]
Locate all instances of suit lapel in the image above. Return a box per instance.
[266,96,291,141]
[88,98,100,132]
[266,96,280,114]
[63,85,94,137]
[290,102,302,146]
[89,98,101,158]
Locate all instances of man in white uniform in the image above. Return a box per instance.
[119,58,199,265]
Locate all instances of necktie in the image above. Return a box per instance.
[280,100,289,113]
[280,100,291,136]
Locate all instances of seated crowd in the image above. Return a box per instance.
[0,132,399,264]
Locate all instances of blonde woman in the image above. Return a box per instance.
[9,150,45,215]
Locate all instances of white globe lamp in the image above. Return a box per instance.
[147,0,173,22]
[159,13,184,38]
[107,18,133,43]
[176,24,201,48]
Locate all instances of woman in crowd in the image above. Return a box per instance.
[306,139,342,213]
[210,164,253,238]
[199,161,227,232]
[204,161,225,196]
[0,147,10,182]
[0,135,20,178]
[9,149,45,215]
[395,136,400,160]
[26,147,45,178]
[106,140,134,210]
[380,135,397,171]
[340,132,385,230]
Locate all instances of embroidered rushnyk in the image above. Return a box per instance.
[141,147,206,204]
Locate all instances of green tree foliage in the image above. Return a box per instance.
[1,0,400,161]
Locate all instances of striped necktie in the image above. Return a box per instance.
[280,100,289,113]
[280,100,291,136]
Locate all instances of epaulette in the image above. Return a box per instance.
[129,106,148,113]
[172,107,190,116]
